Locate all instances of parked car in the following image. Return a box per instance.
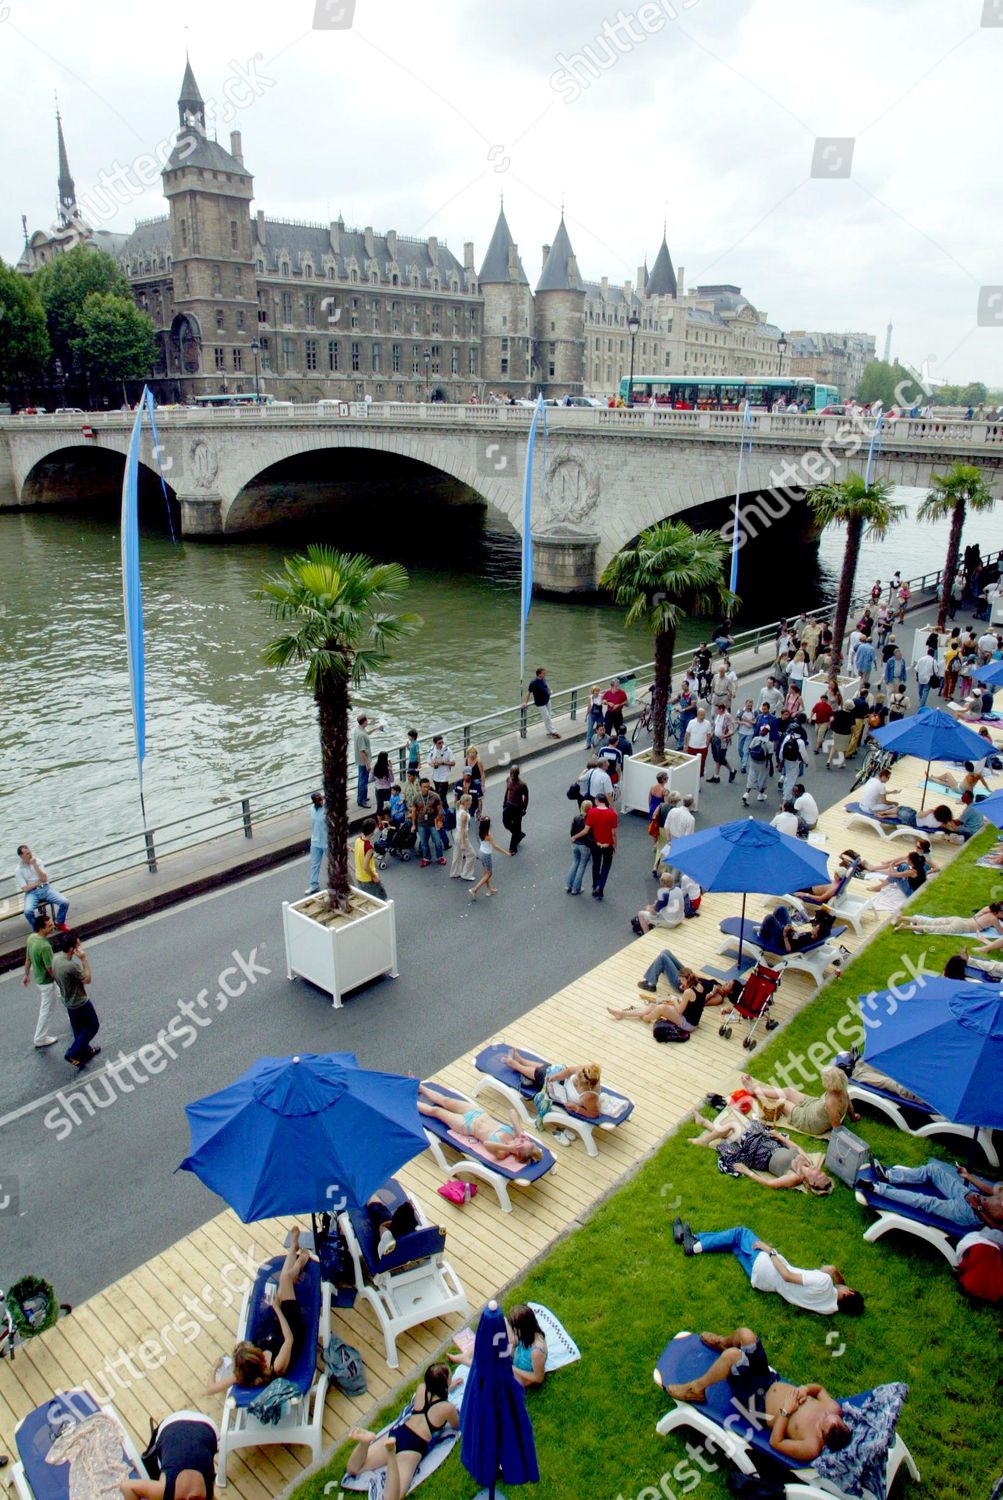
[819,404,848,416]
[54,406,84,414]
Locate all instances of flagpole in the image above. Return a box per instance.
[864,407,884,492]
[519,396,544,692]
[730,399,752,596]
[121,388,148,825]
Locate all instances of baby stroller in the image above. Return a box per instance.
[716,961,783,1051]
[382,820,416,863]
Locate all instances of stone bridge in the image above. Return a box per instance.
[2,403,1002,590]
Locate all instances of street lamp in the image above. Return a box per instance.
[250,339,262,403]
[423,349,431,402]
[626,310,641,405]
[777,331,788,378]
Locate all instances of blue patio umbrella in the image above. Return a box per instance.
[860,979,1003,1129]
[869,708,990,808]
[972,786,1003,829]
[971,659,1003,688]
[461,1300,538,1500]
[178,1052,428,1222]
[667,818,831,971]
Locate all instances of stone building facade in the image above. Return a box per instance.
[17,62,875,404]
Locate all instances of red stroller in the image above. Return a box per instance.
[717,961,783,1051]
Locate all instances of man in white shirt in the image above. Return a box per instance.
[578,760,613,803]
[665,794,696,844]
[771,803,800,838]
[672,1221,864,1315]
[978,629,998,662]
[15,844,70,930]
[859,768,900,818]
[758,678,783,716]
[792,785,819,829]
[915,649,937,707]
[429,735,456,803]
[684,707,712,777]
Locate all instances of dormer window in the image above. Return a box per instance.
[280,259,290,276]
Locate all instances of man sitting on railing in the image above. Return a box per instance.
[15,844,69,931]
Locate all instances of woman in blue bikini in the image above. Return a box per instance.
[450,1304,548,1389]
[417,1083,543,1163]
[345,1363,458,1498]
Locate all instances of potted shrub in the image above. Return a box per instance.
[258,547,419,1007]
[601,520,736,815]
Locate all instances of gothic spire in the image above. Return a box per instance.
[55,104,76,224]
[178,55,205,132]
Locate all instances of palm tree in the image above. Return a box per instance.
[918,463,998,628]
[601,520,736,759]
[258,547,420,913]
[805,473,904,668]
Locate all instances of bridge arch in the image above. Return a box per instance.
[221,429,518,535]
[20,443,178,521]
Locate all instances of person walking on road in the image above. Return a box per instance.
[23,910,61,1049]
[502,766,530,853]
[430,735,456,804]
[567,798,594,894]
[354,818,389,901]
[412,779,446,867]
[742,726,773,805]
[51,930,100,1069]
[469,816,512,898]
[307,791,327,894]
[450,793,477,880]
[523,667,561,739]
[585,794,618,900]
[684,707,712,778]
[707,706,737,783]
[353,715,373,807]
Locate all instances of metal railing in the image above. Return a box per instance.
[3,404,1003,448]
[5,553,995,911]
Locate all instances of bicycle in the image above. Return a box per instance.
[849,743,897,794]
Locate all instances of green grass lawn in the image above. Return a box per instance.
[298,829,1002,1500]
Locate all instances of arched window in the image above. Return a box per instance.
[326,264,335,279]
[280,259,290,276]
[350,268,358,283]
[391,272,399,286]
[304,262,313,278]
[257,259,264,273]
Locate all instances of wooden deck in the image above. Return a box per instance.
[0,755,972,1498]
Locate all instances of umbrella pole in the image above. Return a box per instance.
[737,892,746,973]
[921,756,930,812]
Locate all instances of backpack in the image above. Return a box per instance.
[782,738,801,761]
[749,739,767,761]
[324,1335,368,1395]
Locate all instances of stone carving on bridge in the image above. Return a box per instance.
[542,450,600,527]
[188,437,220,490]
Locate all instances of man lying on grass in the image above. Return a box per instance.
[671,1219,864,1315]
[664,1328,852,1459]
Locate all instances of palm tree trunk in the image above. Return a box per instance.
[938,501,965,630]
[317,681,351,913]
[651,625,676,760]
[831,515,863,670]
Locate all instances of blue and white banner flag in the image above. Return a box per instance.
[519,395,546,685]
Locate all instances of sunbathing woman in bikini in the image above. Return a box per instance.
[345,1363,459,1499]
[418,1083,543,1162]
[500,1049,602,1119]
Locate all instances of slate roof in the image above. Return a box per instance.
[583,281,641,313]
[644,236,677,297]
[120,218,171,264]
[165,133,249,174]
[536,216,581,293]
[477,207,527,285]
[254,218,467,287]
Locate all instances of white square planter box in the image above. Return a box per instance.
[282,887,399,1008]
[620,746,701,815]
[803,671,859,714]
[910,625,946,668]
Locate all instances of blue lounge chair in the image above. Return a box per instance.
[11,1389,146,1500]
[854,1167,965,1268]
[653,1332,919,1500]
[719,915,849,991]
[471,1043,634,1157]
[847,1078,999,1169]
[218,1253,331,1486]
[337,1178,468,1369]
[420,1080,556,1212]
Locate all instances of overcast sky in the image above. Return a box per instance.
[5,0,1002,386]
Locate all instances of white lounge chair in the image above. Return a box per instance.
[843,803,949,844]
[470,1043,634,1157]
[420,1080,557,1212]
[217,1254,332,1487]
[10,1389,147,1500]
[854,1169,963,1268]
[337,1180,469,1369]
[847,1077,999,1168]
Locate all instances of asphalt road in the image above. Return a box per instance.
[0,664,871,1306]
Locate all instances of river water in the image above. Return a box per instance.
[2,487,1002,857]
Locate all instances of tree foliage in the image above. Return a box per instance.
[0,260,50,389]
[919,463,998,627]
[34,245,134,365]
[70,292,155,385]
[806,473,904,662]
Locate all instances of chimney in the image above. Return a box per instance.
[568,253,579,288]
[230,130,243,165]
[464,240,474,271]
[426,234,438,262]
[600,275,608,297]
[677,265,685,295]
[542,243,551,268]
[637,265,646,292]
[364,226,375,258]
[507,243,520,281]
[256,209,265,244]
[624,280,632,300]
[386,229,397,260]
[329,220,341,254]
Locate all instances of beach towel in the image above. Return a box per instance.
[445,1129,527,1174]
[44,1412,132,1500]
[814,1382,909,1500]
[526,1302,581,1371]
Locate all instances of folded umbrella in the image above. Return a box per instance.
[178,1052,428,1222]
[461,1300,538,1499]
